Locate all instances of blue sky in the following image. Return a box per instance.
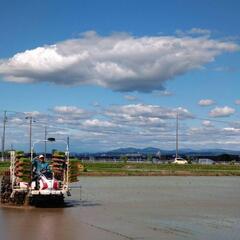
[0,0,240,152]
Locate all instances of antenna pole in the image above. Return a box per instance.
[67,136,70,152]
[26,116,34,156]
[176,112,179,159]
[44,126,47,158]
[1,110,7,161]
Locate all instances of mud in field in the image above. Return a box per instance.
[1,176,240,240]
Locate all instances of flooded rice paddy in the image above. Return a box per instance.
[1,176,240,240]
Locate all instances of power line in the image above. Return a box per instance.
[193,116,239,124]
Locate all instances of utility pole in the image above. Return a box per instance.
[44,126,47,158]
[176,111,179,159]
[67,136,70,151]
[26,116,34,156]
[1,110,7,161]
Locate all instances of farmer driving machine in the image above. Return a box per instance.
[0,138,83,206]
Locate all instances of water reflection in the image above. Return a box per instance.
[0,177,240,240]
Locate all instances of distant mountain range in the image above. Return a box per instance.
[71,147,240,157]
[104,147,240,156]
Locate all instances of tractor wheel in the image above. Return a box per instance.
[0,174,12,204]
[11,191,26,205]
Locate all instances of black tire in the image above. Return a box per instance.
[12,191,26,205]
[0,174,12,204]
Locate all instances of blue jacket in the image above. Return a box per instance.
[32,158,50,174]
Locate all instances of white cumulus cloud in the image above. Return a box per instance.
[198,99,215,106]
[209,106,235,117]
[83,119,116,128]
[188,28,211,35]
[52,105,92,119]
[154,90,173,97]
[53,106,86,114]
[105,104,193,120]
[202,120,213,127]
[0,31,238,92]
[176,28,211,36]
[3,104,240,151]
[124,95,138,101]
[235,99,240,105]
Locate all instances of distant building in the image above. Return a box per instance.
[198,158,215,165]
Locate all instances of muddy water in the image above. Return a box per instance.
[1,176,240,240]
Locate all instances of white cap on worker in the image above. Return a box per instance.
[39,154,44,159]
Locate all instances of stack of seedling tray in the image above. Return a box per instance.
[51,154,66,181]
[68,159,84,182]
[15,155,31,182]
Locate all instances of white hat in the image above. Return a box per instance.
[39,154,44,159]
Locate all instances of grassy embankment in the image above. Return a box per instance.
[1,161,240,176]
[80,162,240,176]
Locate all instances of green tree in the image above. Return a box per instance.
[120,155,128,163]
[147,154,153,163]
